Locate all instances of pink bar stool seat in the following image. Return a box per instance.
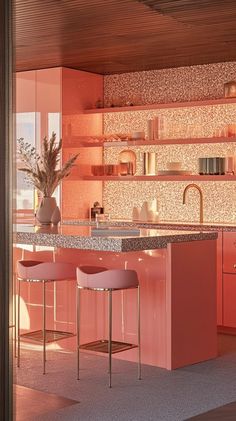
[17,260,76,281]
[76,266,141,387]
[17,259,76,374]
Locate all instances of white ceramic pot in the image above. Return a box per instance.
[36,197,57,225]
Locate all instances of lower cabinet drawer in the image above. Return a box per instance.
[223,274,236,327]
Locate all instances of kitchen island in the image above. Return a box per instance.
[15,224,218,370]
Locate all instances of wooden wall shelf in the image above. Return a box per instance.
[84,97,236,114]
[64,136,236,148]
[66,175,236,182]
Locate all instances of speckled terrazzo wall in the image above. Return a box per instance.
[103,62,236,223]
[103,62,236,106]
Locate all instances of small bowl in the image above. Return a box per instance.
[166,162,182,171]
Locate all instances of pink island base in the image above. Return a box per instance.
[16,238,217,370]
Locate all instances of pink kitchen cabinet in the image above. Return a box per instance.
[61,68,104,220]
[222,232,236,327]
[223,232,236,274]
[223,274,236,327]
[216,231,223,326]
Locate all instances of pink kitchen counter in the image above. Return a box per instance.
[15,224,217,370]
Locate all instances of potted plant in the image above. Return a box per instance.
[17,132,79,225]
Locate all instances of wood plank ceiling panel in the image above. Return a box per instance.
[15,0,236,74]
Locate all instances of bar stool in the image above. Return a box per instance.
[13,248,54,358]
[17,259,76,374]
[76,266,141,387]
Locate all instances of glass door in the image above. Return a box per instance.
[0,0,13,419]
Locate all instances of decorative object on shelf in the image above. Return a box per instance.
[227,124,236,137]
[139,199,159,222]
[118,162,133,176]
[167,162,182,171]
[149,198,159,222]
[132,206,141,221]
[118,150,136,175]
[143,152,156,175]
[131,131,145,140]
[51,206,61,225]
[104,164,119,176]
[147,119,154,141]
[17,132,79,225]
[157,170,192,176]
[90,201,104,220]
[146,116,165,141]
[198,157,225,175]
[95,98,103,108]
[139,201,149,221]
[224,81,236,98]
[91,165,105,176]
[225,156,235,175]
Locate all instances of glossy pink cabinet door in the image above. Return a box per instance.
[223,232,236,274]
[223,273,236,327]
[216,231,223,325]
[222,232,236,327]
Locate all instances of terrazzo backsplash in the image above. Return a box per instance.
[102,62,236,223]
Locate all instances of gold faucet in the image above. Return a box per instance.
[182,183,204,224]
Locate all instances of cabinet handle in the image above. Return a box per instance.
[234,264,236,269]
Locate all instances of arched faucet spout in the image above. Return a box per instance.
[182,183,204,224]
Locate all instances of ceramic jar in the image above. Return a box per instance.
[36,197,57,225]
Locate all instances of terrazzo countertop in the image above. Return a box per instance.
[15,223,217,252]
[63,219,236,232]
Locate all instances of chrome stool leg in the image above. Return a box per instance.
[108,289,112,388]
[17,277,20,367]
[43,280,46,375]
[14,273,17,358]
[138,285,141,380]
[77,287,80,380]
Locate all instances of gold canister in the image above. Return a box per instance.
[224,81,236,98]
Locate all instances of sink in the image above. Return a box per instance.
[91,227,140,236]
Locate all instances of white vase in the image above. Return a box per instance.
[36,197,57,225]
[132,206,141,221]
[51,206,61,225]
[139,201,150,221]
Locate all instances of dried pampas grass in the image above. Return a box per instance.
[17,132,79,197]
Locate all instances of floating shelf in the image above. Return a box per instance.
[103,136,236,147]
[84,97,236,114]
[63,136,236,148]
[72,175,236,182]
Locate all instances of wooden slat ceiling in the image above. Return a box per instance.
[15,0,236,75]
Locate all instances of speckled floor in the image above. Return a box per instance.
[15,334,236,421]
[15,385,78,421]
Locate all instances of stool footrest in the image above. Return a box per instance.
[80,339,137,354]
[20,329,75,343]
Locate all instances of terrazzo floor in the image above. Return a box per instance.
[15,334,236,421]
